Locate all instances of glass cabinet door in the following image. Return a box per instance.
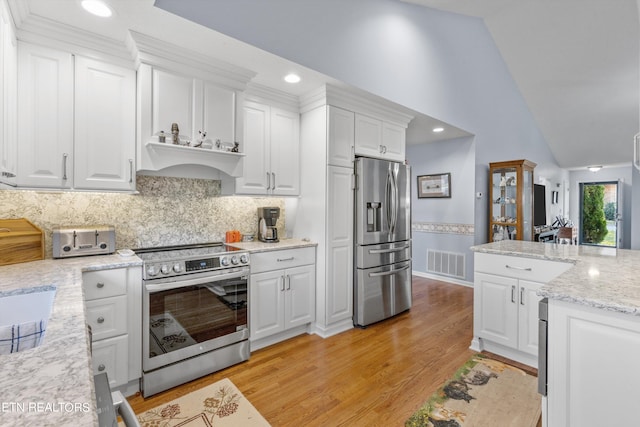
[489,160,536,242]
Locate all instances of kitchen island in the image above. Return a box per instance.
[471,241,640,427]
[0,254,142,427]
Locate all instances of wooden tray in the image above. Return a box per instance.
[0,218,45,266]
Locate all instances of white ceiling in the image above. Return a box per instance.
[403,0,640,169]
[13,0,636,165]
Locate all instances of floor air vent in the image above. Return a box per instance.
[427,249,465,279]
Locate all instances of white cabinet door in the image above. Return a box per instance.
[236,101,270,194]
[382,121,405,162]
[250,270,284,340]
[270,107,299,196]
[74,57,136,190]
[326,166,354,324]
[236,101,300,196]
[202,82,236,145]
[327,106,354,167]
[151,68,195,142]
[475,272,518,348]
[517,280,543,356]
[17,42,73,188]
[0,10,17,185]
[92,334,128,388]
[285,265,315,328]
[354,113,383,158]
[548,300,640,427]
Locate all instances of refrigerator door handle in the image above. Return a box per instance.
[368,264,411,277]
[386,170,393,232]
[368,244,411,254]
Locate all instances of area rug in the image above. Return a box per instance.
[130,378,271,427]
[406,354,540,427]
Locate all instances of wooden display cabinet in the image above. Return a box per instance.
[489,159,536,242]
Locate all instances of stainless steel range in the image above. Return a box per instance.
[135,243,250,397]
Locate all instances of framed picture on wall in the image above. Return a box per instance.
[417,173,451,198]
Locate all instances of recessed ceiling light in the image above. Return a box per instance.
[587,165,602,172]
[432,127,445,133]
[81,0,113,18]
[284,73,301,84]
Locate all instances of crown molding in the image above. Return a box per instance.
[8,9,133,66]
[128,30,256,91]
[300,84,414,127]
[244,82,300,111]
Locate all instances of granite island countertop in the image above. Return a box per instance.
[228,238,317,253]
[0,254,142,426]
[471,240,640,316]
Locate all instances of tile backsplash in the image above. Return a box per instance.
[0,175,285,258]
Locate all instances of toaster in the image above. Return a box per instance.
[52,226,116,258]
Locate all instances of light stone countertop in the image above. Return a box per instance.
[471,240,640,316]
[228,238,317,253]
[0,254,142,427]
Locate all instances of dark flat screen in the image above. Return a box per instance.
[534,184,546,226]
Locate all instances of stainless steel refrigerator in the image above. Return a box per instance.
[354,157,412,327]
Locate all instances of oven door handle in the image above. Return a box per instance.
[145,271,248,292]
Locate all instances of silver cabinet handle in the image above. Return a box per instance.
[368,264,410,278]
[520,287,525,305]
[286,275,291,290]
[98,364,105,372]
[277,257,294,262]
[129,159,134,183]
[272,172,275,190]
[62,153,68,180]
[266,172,271,190]
[96,282,104,288]
[505,264,532,271]
[369,244,410,254]
[97,316,105,324]
[280,276,285,291]
[379,145,384,154]
[511,285,516,303]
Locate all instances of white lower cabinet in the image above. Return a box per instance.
[249,247,315,350]
[546,300,640,427]
[83,266,141,395]
[472,252,572,367]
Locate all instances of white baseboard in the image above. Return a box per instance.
[412,270,473,288]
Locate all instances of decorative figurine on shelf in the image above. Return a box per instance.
[231,142,239,153]
[215,139,222,150]
[171,123,180,145]
[506,177,516,186]
[158,130,166,143]
[499,176,507,187]
[193,130,206,148]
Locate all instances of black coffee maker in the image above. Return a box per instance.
[258,207,280,243]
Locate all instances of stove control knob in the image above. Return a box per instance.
[160,264,170,274]
[147,265,158,277]
[173,263,182,273]
[220,257,230,266]
[240,254,249,264]
[231,255,239,265]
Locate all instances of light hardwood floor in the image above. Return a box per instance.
[127,276,476,426]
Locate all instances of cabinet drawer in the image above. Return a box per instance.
[83,268,127,300]
[475,253,572,283]
[92,334,128,388]
[251,247,316,274]
[85,295,127,340]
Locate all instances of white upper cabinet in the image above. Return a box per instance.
[327,106,354,167]
[16,42,136,191]
[0,5,17,186]
[354,113,406,162]
[131,31,253,178]
[235,99,300,196]
[17,42,74,188]
[74,57,135,190]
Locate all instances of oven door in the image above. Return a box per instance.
[143,269,249,372]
